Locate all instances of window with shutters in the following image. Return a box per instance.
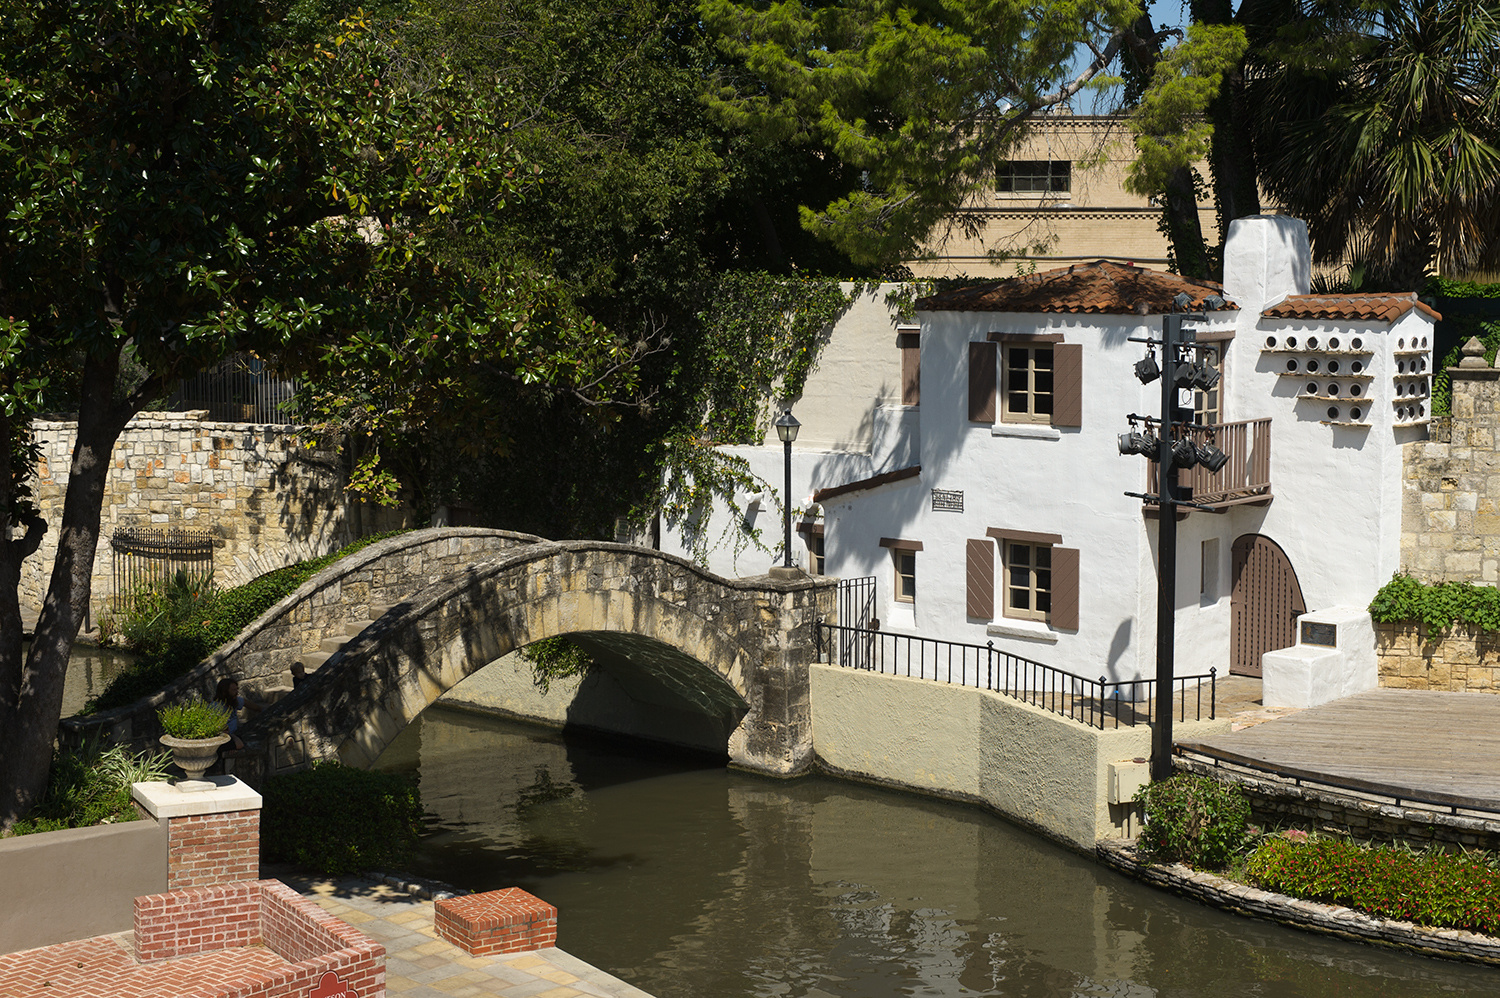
[973,529,1079,630]
[978,335,1082,428]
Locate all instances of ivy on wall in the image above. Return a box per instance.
[1425,277,1500,417]
[1369,573,1500,634]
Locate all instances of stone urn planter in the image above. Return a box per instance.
[160,733,231,789]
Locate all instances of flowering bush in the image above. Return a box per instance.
[1246,836,1500,934]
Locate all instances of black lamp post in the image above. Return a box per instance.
[1120,292,1225,781]
[774,408,800,570]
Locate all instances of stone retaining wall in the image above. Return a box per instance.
[24,412,363,614]
[1097,840,1500,966]
[1376,620,1500,693]
[60,528,543,751]
[1175,753,1500,851]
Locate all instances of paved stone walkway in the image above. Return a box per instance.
[282,875,655,998]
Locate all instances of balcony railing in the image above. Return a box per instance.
[1148,417,1272,509]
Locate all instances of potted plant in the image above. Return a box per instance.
[157,696,232,788]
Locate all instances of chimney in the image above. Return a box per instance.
[1222,216,1311,316]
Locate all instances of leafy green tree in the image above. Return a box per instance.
[0,0,636,827]
[1251,0,1500,287]
[699,0,1140,272]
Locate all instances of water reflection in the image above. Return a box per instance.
[375,706,1499,998]
[42,641,136,718]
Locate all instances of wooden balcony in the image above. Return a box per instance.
[1147,418,1272,510]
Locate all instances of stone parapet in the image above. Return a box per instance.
[434,888,557,956]
[1374,621,1500,693]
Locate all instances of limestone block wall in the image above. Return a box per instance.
[24,411,351,614]
[1400,354,1500,584]
[1375,621,1500,693]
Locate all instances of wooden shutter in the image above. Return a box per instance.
[968,341,996,422]
[898,332,921,405]
[1052,343,1083,427]
[966,538,994,620]
[1050,546,1080,630]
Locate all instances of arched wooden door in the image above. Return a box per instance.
[1230,534,1306,677]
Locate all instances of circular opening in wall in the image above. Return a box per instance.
[1286,336,1299,348]
[1266,336,1278,349]
[1350,384,1362,397]
[1306,381,1319,394]
[1351,406,1362,420]
[1396,383,1405,396]
[1286,358,1299,372]
[1328,360,1341,373]
[1327,406,1340,420]
[1351,360,1364,374]
[1307,358,1320,373]
[1328,384,1340,396]
[1398,338,1406,350]
[1419,357,1428,371]
[1397,360,1407,374]
[1329,337,1341,349]
[1307,336,1320,349]
[1396,406,1406,420]
[1423,337,1429,348]
[1352,337,1364,350]
[1418,403,1426,417]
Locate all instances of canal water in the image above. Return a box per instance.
[374,705,1500,998]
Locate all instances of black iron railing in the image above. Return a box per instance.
[109,526,215,613]
[171,352,299,424]
[815,621,1216,729]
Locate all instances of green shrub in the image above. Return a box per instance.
[1246,835,1500,934]
[261,761,423,876]
[521,636,592,693]
[119,569,219,656]
[1137,773,1250,870]
[84,529,410,714]
[157,696,231,739]
[5,743,172,836]
[1369,573,1500,634]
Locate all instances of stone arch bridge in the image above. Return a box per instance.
[239,536,834,779]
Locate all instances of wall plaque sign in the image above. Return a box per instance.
[1301,621,1337,647]
[931,489,964,512]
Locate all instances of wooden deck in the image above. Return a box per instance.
[1177,688,1500,811]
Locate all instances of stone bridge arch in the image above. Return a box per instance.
[246,541,834,779]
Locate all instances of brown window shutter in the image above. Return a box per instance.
[968,341,996,422]
[1053,343,1083,427]
[898,332,921,405]
[1051,546,1080,630]
[966,538,994,620]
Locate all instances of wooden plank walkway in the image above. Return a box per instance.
[1178,688,1500,811]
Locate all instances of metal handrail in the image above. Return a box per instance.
[815,621,1216,729]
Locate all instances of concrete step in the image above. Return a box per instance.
[299,650,334,670]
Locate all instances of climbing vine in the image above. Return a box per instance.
[1369,573,1500,634]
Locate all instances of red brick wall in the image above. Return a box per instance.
[166,809,260,890]
[259,882,367,965]
[434,888,557,956]
[135,882,262,962]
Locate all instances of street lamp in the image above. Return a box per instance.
[774,408,801,570]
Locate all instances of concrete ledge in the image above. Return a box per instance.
[1097,840,1500,966]
[132,776,262,819]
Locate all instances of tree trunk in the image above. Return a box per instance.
[1164,166,1212,279]
[0,347,131,829]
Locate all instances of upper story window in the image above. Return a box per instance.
[997,160,1071,194]
[1191,344,1222,425]
[1004,345,1054,424]
[880,537,922,603]
[1004,541,1052,621]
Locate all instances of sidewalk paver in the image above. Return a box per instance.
[281,875,655,998]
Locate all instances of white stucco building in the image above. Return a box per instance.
[664,217,1436,685]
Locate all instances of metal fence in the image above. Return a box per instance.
[171,352,299,424]
[109,526,215,613]
[815,620,1216,730]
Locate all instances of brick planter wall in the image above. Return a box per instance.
[1376,621,1500,693]
[434,889,557,955]
[134,879,385,998]
[166,809,261,890]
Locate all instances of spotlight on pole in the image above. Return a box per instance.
[1134,352,1161,385]
[1172,291,1194,311]
[1172,434,1198,468]
[1196,441,1230,473]
[1203,294,1226,311]
[1173,357,1198,389]
[1189,360,1221,391]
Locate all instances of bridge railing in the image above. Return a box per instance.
[815,622,1216,729]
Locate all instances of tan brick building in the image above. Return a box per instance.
[914,113,1219,278]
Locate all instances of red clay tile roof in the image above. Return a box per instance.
[916,261,1235,315]
[1261,293,1442,323]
